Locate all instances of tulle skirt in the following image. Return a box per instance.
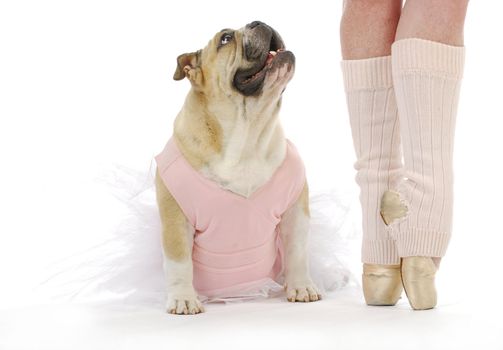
[41,164,360,306]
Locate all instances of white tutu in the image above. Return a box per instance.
[40,163,359,306]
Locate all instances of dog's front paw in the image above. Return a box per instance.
[285,280,322,302]
[167,294,204,315]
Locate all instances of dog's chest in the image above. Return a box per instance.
[202,154,284,198]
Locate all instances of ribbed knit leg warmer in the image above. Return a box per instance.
[386,38,465,258]
[342,56,402,265]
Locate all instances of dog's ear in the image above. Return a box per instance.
[173,50,203,85]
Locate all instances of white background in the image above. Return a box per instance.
[1,0,502,349]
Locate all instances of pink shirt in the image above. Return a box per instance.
[155,138,306,298]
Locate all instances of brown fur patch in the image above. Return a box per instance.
[300,181,310,217]
[173,92,223,170]
[171,30,248,170]
[174,121,222,169]
[155,170,191,261]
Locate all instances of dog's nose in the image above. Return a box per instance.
[247,21,265,29]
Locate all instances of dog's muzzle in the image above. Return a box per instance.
[233,21,295,96]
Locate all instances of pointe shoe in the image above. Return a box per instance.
[362,264,403,306]
[380,190,408,226]
[401,257,437,310]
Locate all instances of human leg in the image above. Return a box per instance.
[380,0,468,310]
[341,0,402,60]
[341,0,404,305]
[395,0,468,46]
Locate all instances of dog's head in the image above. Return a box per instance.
[173,21,295,100]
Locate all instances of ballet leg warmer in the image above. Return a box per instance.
[342,56,402,265]
[384,38,465,258]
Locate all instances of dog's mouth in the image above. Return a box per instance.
[233,28,294,96]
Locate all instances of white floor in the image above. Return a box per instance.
[1,287,502,350]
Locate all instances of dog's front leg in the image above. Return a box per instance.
[280,181,322,302]
[155,171,204,315]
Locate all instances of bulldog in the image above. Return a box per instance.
[155,21,321,315]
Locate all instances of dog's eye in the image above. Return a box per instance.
[220,33,233,46]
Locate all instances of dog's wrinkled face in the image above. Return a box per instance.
[174,21,295,99]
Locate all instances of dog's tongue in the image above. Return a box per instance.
[266,49,285,65]
[266,51,277,64]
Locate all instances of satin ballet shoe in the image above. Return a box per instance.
[362,264,403,306]
[380,190,408,226]
[400,257,438,310]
